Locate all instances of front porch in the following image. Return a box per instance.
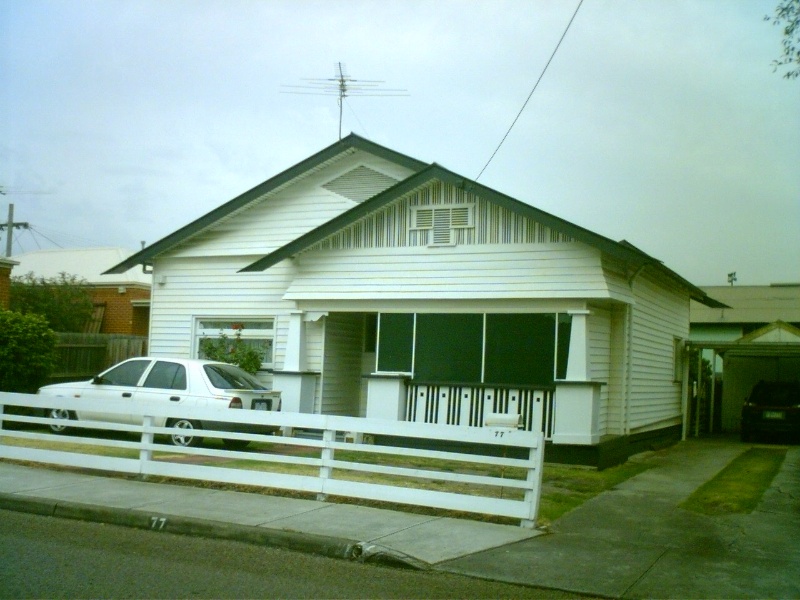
[275,308,606,448]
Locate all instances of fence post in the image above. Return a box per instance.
[317,428,335,501]
[139,415,154,476]
[520,431,545,528]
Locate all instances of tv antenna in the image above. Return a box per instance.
[282,62,408,140]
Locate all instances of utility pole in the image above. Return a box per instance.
[1,204,30,257]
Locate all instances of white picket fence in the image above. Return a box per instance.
[0,392,544,527]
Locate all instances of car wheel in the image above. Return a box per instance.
[47,408,75,434]
[222,439,250,450]
[167,418,202,448]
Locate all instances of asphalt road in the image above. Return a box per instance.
[0,509,577,599]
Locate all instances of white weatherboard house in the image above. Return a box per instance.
[108,135,722,467]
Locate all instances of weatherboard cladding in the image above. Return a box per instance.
[320,312,363,416]
[588,306,613,434]
[627,270,688,432]
[281,243,612,302]
[605,304,630,436]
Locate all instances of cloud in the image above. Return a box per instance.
[1,0,798,286]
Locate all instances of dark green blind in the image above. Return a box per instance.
[484,314,556,386]
[414,313,483,382]
[376,313,413,372]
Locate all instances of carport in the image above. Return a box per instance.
[686,321,800,437]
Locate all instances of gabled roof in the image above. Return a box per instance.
[238,162,722,307]
[689,320,800,355]
[105,134,721,308]
[104,134,428,275]
[738,320,800,344]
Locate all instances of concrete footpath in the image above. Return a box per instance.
[1,438,798,599]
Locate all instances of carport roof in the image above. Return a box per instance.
[688,321,800,356]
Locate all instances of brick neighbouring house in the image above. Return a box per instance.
[10,247,151,335]
[0,257,18,310]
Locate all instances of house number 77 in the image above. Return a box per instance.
[150,516,167,530]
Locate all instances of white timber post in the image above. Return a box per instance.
[139,414,154,474]
[284,310,307,372]
[565,309,591,381]
[317,428,335,501]
[552,309,603,445]
[681,342,691,440]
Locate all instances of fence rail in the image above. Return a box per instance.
[0,391,544,527]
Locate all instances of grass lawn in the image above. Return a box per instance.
[679,447,787,515]
[537,459,651,525]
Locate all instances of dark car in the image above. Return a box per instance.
[740,380,800,442]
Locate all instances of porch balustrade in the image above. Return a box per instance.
[404,382,555,440]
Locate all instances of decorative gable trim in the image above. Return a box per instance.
[322,165,400,202]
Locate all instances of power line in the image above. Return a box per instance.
[344,97,370,138]
[28,226,63,249]
[475,0,584,181]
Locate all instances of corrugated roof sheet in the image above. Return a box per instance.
[11,247,152,286]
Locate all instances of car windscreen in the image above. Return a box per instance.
[749,383,800,407]
[204,364,267,390]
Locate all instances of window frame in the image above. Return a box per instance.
[673,337,685,383]
[194,318,275,370]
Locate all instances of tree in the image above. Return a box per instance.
[767,0,800,79]
[199,326,263,375]
[10,272,94,332]
[0,310,57,392]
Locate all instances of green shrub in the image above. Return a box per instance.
[199,328,263,375]
[0,310,58,392]
[10,272,94,332]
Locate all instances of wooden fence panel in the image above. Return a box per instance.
[50,334,148,383]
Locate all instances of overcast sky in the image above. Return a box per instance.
[2,0,798,286]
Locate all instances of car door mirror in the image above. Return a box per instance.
[92,375,107,385]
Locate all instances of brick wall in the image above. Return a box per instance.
[0,264,11,310]
[90,286,150,336]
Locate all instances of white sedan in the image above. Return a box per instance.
[37,357,281,448]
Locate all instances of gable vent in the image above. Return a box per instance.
[411,204,475,246]
[322,165,399,202]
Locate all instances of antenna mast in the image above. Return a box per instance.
[282,62,408,140]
